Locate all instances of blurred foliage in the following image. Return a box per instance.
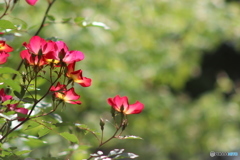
[1,0,240,160]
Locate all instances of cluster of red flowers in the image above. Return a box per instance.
[21,36,91,104]
[0,36,144,123]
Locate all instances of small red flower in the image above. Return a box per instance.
[20,50,46,66]
[26,0,39,6]
[0,51,10,65]
[50,82,81,105]
[0,41,13,52]
[44,41,84,65]
[66,62,92,87]
[23,36,56,55]
[0,88,12,102]
[15,107,28,121]
[21,36,56,66]
[107,95,144,114]
[7,104,28,121]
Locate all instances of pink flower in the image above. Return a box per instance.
[26,0,38,6]
[44,41,84,65]
[23,36,56,55]
[50,82,81,105]
[0,41,13,52]
[0,88,12,102]
[0,51,10,64]
[66,62,92,87]
[21,36,56,66]
[20,50,46,66]
[107,95,144,114]
[7,104,28,121]
[14,107,29,121]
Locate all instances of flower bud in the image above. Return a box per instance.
[99,118,105,131]
[111,107,116,118]
[121,119,128,131]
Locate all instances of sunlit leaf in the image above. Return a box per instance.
[2,99,19,105]
[9,17,28,30]
[0,20,16,29]
[15,150,32,156]
[25,121,41,130]
[25,138,47,148]
[117,135,143,140]
[0,112,17,120]
[0,67,20,75]
[2,79,20,92]
[21,97,35,103]
[74,17,85,25]
[38,127,51,137]
[60,132,78,143]
[89,21,110,30]
[47,15,55,21]
[49,113,62,123]
[108,149,124,156]
[62,18,72,23]
[114,152,139,159]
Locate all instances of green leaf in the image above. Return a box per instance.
[117,135,143,140]
[89,21,110,30]
[25,121,40,130]
[0,112,17,120]
[25,138,47,147]
[49,113,62,123]
[38,127,51,137]
[60,132,78,143]
[114,152,139,159]
[2,99,19,105]
[14,85,26,99]
[1,150,11,156]
[107,149,138,159]
[0,118,6,123]
[0,67,20,75]
[2,79,20,92]
[9,17,28,30]
[15,150,32,156]
[74,17,85,25]
[62,18,71,23]
[0,20,16,29]
[21,97,35,103]
[47,15,55,21]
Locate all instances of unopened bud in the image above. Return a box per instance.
[22,72,26,84]
[111,107,116,117]
[122,119,128,131]
[99,118,105,131]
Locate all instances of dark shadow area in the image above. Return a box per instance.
[184,42,240,98]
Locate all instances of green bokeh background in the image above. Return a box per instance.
[1,0,240,159]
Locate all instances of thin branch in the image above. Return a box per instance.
[0,0,10,19]
[34,0,57,36]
